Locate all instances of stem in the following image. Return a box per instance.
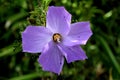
[0,45,20,58]
[96,35,120,74]
[9,72,50,80]
[9,73,40,80]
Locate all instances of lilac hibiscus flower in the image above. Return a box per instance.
[22,6,92,75]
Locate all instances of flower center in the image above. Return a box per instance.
[52,33,62,43]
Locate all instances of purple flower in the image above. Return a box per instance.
[22,6,92,75]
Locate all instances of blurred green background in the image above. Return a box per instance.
[0,0,120,80]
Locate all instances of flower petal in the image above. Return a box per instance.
[46,6,71,35]
[58,44,87,63]
[38,41,64,75]
[63,22,92,46]
[22,26,52,53]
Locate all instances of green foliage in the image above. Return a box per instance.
[0,0,120,80]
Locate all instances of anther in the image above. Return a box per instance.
[52,33,62,43]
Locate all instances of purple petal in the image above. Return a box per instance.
[63,22,92,46]
[38,41,64,75]
[58,44,87,63]
[46,6,71,35]
[22,26,52,53]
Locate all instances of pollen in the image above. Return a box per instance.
[53,33,62,43]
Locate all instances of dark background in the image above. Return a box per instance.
[0,0,120,80]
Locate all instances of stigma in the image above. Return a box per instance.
[52,33,62,43]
